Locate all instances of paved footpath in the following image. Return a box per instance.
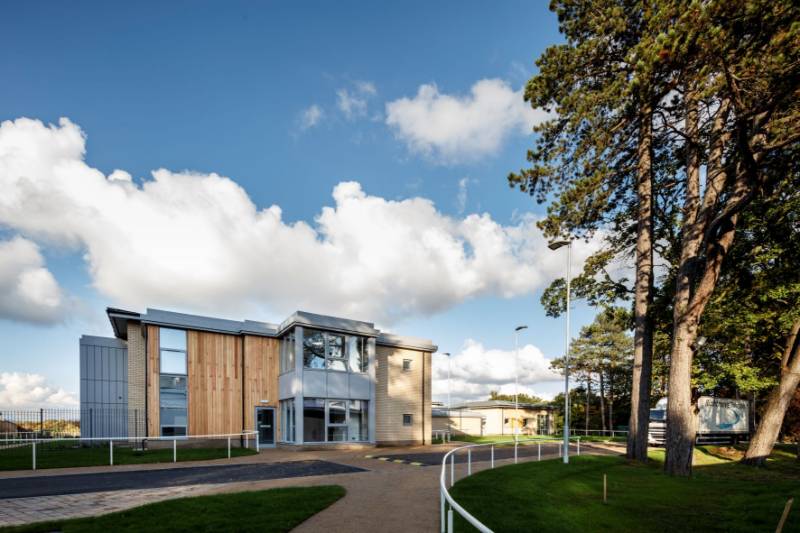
[0,442,621,531]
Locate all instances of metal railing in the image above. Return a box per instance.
[439,436,582,533]
[567,429,628,438]
[432,430,452,443]
[1,431,259,470]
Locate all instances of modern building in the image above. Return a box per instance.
[80,307,436,447]
[446,400,554,436]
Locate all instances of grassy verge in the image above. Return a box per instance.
[0,441,257,471]
[1,485,346,533]
[449,446,799,532]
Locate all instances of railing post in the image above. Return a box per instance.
[227,436,231,459]
[514,441,518,464]
[447,509,454,533]
[110,439,114,466]
[256,431,260,452]
[173,439,177,463]
[490,445,494,469]
[558,441,562,457]
[450,453,454,487]
[440,489,446,533]
[577,437,581,456]
[538,441,541,461]
[467,448,471,476]
[32,441,36,470]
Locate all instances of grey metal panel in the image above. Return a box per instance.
[79,335,129,438]
[279,311,378,337]
[327,371,348,398]
[303,370,326,397]
[348,373,370,400]
[376,332,437,352]
[279,372,295,400]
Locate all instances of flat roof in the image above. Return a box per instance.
[105,306,437,352]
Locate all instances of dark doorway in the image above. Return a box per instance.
[256,407,275,446]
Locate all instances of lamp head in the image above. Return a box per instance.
[515,325,528,332]
[548,240,571,251]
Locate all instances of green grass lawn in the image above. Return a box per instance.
[449,446,799,532]
[1,485,345,533]
[0,441,257,471]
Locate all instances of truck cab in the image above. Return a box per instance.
[647,396,749,447]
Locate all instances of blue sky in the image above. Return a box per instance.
[0,1,606,407]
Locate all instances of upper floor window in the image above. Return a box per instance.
[303,329,367,373]
[280,332,296,373]
[159,327,187,437]
[402,359,412,371]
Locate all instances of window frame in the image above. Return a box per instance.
[302,397,370,443]
[403,414,413,427]
[303,329,368,374]
[158,328,188,438]
[402,358,412,372]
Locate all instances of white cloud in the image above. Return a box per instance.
[0,117,604,325]
[0,372,78,408]
[385,78,552,163]
[456,177,475,214]
[336,80,377,120]
[431,339,561,405]
[299,104,324,130]
[0,236,67,324]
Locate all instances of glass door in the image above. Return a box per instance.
[256,407,275,446]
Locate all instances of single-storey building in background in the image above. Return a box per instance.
[80,307,436,447]
[441,400,554,436]
[432,408,485,436]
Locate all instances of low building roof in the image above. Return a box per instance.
[432,408,485,418]
[105,306,437,352]
[452,400,553,411]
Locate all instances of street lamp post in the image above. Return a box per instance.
[548,239,572,464]
[443,352,452,413]
[514,325,528,440]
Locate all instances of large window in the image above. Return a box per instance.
[280,332,296,374]
[303,329,367,373]
[303,398,369,443]
[280,399,296,442]
[159,327,187,437]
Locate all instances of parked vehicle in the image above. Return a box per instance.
[648,396,749,446]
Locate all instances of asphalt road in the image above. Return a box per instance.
[0,460,366,499]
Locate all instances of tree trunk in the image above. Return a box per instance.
[665,95,734,477]
[599,371,606,432]
[627,103,655,462]
[743,319,800,466]
[608,366,614,430]
[585,374,591,433]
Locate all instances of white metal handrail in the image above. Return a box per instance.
[439,436,582,533]
[1,430,259,470]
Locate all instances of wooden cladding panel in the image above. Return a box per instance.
[146,325,160,437]
[243,336,280,431]
[187,330,243,435]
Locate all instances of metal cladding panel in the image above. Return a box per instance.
[303,371,326,397]
[327,371,348,398]
[79,336,129,438]
[348,373,370,400]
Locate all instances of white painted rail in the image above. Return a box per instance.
[439,436,582,533]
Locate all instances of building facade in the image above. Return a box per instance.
[447,401,554,436]
[80,307,436,446]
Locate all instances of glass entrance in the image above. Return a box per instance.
[256,407,275,446]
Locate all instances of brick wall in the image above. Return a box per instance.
[126,322,146,438]
[375,345,431,445]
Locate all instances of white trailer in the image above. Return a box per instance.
[648,396,749,446]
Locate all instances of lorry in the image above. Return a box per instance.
[648,396,750,446]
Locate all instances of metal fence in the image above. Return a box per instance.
[439,436,584,533]
[0,408,148,440]
[1,431,259,470]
